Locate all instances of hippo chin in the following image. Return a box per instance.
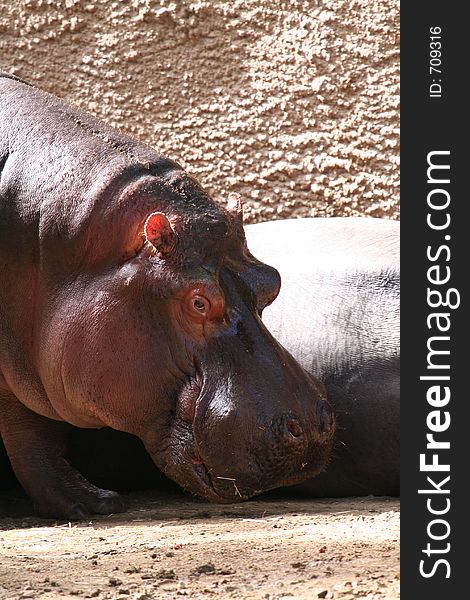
[0,73,334,518]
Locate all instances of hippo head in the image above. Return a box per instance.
[39,167,335,502]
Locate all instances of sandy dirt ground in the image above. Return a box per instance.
[0,491,399,600]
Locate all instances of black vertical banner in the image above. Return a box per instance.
[401,4,467,598]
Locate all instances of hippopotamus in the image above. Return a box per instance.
[245,217,399,496]
[66,217,399,498]
[0,73,335,519]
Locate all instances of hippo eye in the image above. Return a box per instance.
[185,288,225,323]
[192,295,210,315]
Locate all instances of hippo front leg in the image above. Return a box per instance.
[0,394,125,519]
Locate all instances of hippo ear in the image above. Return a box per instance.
[227,192,243,223]
[144,212,175,255]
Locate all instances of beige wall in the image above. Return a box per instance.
[0,0,399,223]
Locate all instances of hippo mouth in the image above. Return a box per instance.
[160,372,245,502]
[165,372,233,502]
[175,372,203,425]
[171,375,334,503]
[189,444,333,503]
[155,363,335,504]
[175,376,241,503]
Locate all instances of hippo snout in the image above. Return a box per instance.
[184,375,335,503]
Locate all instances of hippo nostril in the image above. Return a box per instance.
[284,417,303,438]
[318,401,333,434]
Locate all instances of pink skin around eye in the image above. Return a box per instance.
[188,286,225,321]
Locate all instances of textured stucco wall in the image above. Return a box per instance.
[0,0,399,223]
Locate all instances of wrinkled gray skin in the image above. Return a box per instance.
[0,74,335,518]
[245,217,399,496]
